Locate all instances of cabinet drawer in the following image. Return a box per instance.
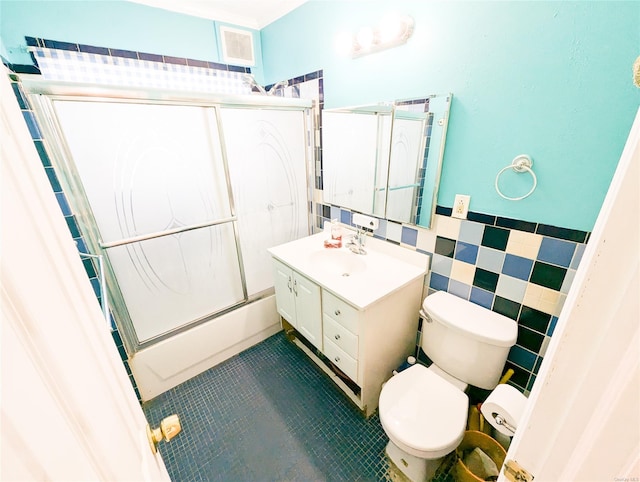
[322,291,359,334]
[323,315,358,359]
[323,337,358,383]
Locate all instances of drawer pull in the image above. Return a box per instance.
[334,334,341,340]
[334,309,341,316]
[334,356,340,363]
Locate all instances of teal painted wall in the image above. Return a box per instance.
[262,1,640,232]
[2,1,638,231]
[0,1,265,81]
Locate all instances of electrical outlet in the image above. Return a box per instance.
[452,194,470,219]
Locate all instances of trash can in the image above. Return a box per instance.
[455,430,507,482]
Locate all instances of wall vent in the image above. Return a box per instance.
[219,26,255,67]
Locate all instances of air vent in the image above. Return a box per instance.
[219,26,255,66]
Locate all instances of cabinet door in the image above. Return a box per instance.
[293,272,322,350]
[272,260,296,327]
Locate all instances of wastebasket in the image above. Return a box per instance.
[455,430,506,482]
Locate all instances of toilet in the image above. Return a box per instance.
[379,291,518,482]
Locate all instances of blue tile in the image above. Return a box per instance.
[458,221,484,245]
[454,241,478,264]
[508,345,537,371]
[502,254,533,280]
[138,52,163,62]
[22,111,42,139]
[431,253,452,276]
[476,246,505,273]
[34,140,51,167]
[109,48,138,59]
[570,243,586,269]
[55,192,72,216]
[429,272,449,291]
[90,277,101,297]
[547,316,559,336]
[538,237,576,267]
[79,44,110,55]
[375,218,387,238]
[45,167,62,192]
[11,82,29,109]
[141,334,401,482]
[470,286,494,309]
[401,226,418,246]
[449,280,470,299]
[339,209,351,225]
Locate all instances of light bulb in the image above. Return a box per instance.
[356,26,375,51]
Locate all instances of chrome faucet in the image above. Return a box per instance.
[347,227,368,255]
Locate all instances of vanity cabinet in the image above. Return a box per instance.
[269,231,429,417]
[272,258,322,350]
[271,257,423,417]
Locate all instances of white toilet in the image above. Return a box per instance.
[379,291,518,482]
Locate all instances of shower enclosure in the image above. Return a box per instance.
[24,79,313,399]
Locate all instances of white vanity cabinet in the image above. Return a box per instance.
[272,258,322,350]
[269,230,430,417]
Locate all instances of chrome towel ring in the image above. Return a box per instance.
[495,155,537,201]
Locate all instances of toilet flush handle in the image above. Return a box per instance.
[493,413,517,435]
[419,309,432,323]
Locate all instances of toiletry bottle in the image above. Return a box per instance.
[331,219,342,248]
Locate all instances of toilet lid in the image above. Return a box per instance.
[380,365,468,454]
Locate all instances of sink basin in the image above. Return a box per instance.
[308,249,367,277]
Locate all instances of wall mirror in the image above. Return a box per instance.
[321,93,452,229]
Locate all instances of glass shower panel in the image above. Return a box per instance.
[106,224,244,342]
[52,101,231,244]
[220,108,308,296]
[51,100,244,343]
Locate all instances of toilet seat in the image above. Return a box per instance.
[379,364,468,459]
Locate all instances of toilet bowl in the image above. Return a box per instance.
[379,364,468,480]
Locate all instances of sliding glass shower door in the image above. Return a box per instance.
[47,96,311,348]
[220,108,309,296]
[52,101,245,343]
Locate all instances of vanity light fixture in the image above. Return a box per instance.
[350,14,415,58]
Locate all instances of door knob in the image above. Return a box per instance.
[146,414,181,454]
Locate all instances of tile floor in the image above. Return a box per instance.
[143,332,455,482]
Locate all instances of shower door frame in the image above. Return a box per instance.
[22,77,314,356]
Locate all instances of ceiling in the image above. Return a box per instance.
[129,0,308,29]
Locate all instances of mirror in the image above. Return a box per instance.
[321,93,452,228]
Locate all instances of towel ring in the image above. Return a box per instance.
[495,155,537,201]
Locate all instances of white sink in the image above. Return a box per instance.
[268,229,430,310]
[308,249,367,277]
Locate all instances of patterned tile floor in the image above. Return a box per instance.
[143,332,455,482]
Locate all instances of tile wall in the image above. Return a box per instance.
[316,203,590,395]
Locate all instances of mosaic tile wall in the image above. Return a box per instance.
[316,203,590,395]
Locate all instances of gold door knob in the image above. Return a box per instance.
[146,414,181,454]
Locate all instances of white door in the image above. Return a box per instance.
[501,108,640,481]
[1,69,171,481]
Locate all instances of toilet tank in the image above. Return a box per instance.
[421,291,517,390]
